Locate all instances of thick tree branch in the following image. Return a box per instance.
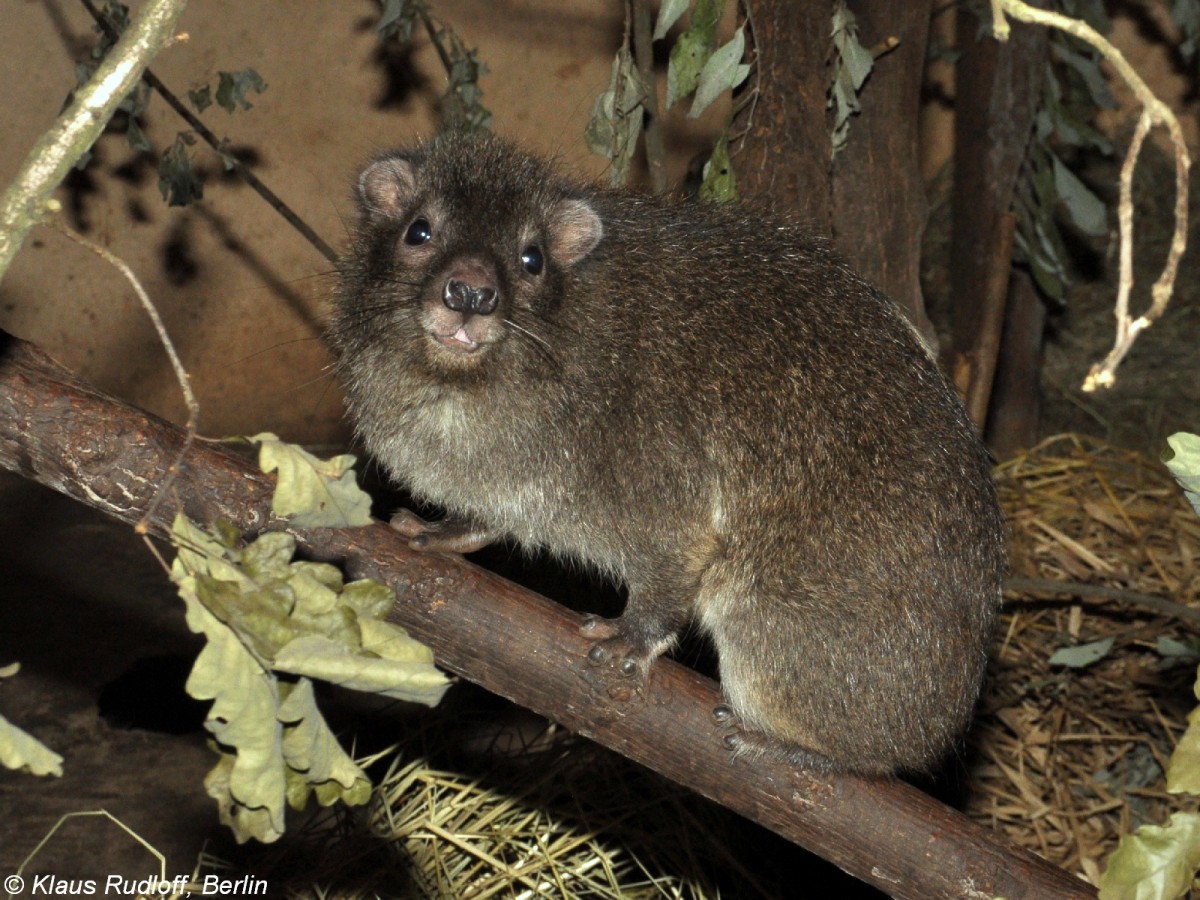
[0,332,1092,898]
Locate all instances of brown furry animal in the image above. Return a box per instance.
[330,131,1005,774]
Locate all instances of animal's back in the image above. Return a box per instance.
[553,196,1003,771]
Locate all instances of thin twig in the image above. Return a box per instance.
[632,0,668,194]
[1005,575,1200,629]
[418,10,455,76]
[78,0,338,264]
[729,0,761,156]
[966,213,1016,428]
[991,0,1192,393]
[45,209,198,537]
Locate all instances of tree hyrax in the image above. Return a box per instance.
[330,132,1005,774]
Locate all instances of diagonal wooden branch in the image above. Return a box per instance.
[0,331,1093,899]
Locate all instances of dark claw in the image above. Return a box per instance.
[713,705,735,725]
[587,645,607,665]
[618,658,638,677]
[723,733,741,751]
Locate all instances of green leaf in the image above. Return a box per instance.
[277,679,370,809]
[170,513,450,842]
[359,617,434,664]
[665,0,721,109]
[1049,637,1114,668]
[654,0,692,41]
[827,0,874,156]
[180,575,287,843]
[188,85,212,113]
[287,568,360,646]
[215,69,267,113]
[699,129,737,203]
[203,751,284,845]
[1028,255,1065,304]
[1171,0,1200,63]
[158,136,203,207]
[1163,433,1200,518]
[666,29,710,110]
[1152,638,1200,672]
[240,531,299,582]
[1051,153,1108,236]
[832,4,873,91]
[585,48,646,186]
[116,82,151,119]
[192,575,289,660]
[1063,0,1112,37]
[1051,41,1116,110]
[1099,812,1200,900]
[376,0,423,41]
[0,712,64,778]
[252,432,374,528]
[689,27,750,119]
[341,579,397,619]
[124,116,151,154]
[170,514,247,588]
[429,24,492,133]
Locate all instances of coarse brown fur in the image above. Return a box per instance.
[329,131,1006,775]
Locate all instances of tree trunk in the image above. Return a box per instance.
[987,268,1046,456]
[736,2,936,339]
[733,0,835,230]
[950,5,1048,435]
[831,0,936,341]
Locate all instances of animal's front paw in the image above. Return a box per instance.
[579,615,662,679]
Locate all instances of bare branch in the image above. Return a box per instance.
[991,0,1192,392]
[0,0,189,281]
[632,0,668,194]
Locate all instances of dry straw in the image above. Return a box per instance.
[968,433,1200,885]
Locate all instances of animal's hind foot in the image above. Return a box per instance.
[388,509,497,553]
[712,705,837,774]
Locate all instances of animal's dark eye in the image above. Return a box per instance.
[404,218,432,245]
[521,244,544,276]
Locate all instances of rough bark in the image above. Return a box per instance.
[733,0,835,230]
[734,1,935,340]
[831,0,936,340]
[950,6,1049,433]
[0,332,1093,899]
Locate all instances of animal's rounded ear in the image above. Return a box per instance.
[357,155,420,218]
[549,199,604,266]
